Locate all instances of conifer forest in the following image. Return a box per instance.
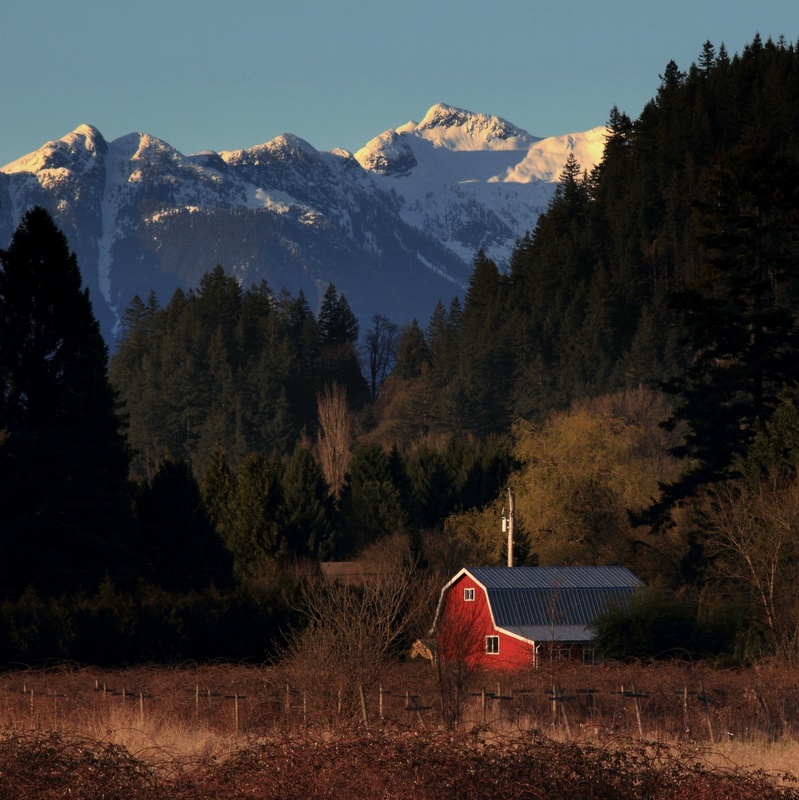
[3,34,799,668]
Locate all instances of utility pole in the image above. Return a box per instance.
[505,487,514,567]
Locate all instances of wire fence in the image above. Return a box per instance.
[1,664,796,743]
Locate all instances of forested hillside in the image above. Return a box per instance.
[3,34,799,666]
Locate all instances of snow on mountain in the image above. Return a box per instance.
[0,104,607,342]
[396,102,539,151]
[355,103,607,265]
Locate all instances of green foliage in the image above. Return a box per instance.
[504,35,799,426]
[392,320,430,380]
[339,443,408,553]
[280,441,337,559]
[739,389,799,482]
[224,453,285,577]
[111,271,371,480]
[511,389,683,580]
[591,587,737,660]
[317,284,369,406]
[452,251,517,434]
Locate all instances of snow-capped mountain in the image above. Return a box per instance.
[0,103,606,342]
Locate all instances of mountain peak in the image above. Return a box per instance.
[220,132,320,167]
[2,123,107,175]
[397,103,538,151]
[353,129,417,175]
[71,123,104,141]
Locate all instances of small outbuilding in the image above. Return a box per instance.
[431,565,644,670]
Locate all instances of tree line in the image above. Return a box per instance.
[3,33,799,665]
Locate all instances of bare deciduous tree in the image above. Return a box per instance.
[364,313,399,401]
[434,603,488,728]
[703,473,799,660]
[315,383,351,500]
[281,547,438,724]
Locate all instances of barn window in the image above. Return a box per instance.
[463,587,475,601]
[552,647,571,662]
[486,635,500,654]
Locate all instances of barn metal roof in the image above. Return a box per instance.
[503,625,597,643]
[451,566,644,644]
[467,565,643,591]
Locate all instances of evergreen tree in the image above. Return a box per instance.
[225,453,284,578]
[200,444,235,537]
[135,459,233,591]
[317,284,368,406]
[318,283,360,346]
[196,265,242,338]
[339,444,407,553]
[374,321,435,445]
[275,289,322,434]
[280,440,336,559]
[403,443,458,528]
[0,207,135,598]
[393,320,431,380]
[453,251,515,434]
[427,298,463,430]
[657,134,799,511]
[109,290,160,480]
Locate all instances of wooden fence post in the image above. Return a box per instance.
[682,685,689,735]
[497,682,502,723]
[359,684,369,728]
[549,683,571,738]
[631,682,644,739]
[552,683,558,727]
[699,681,714,742]
[754,685,775,741]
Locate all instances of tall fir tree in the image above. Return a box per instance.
[317,283,369,406]
[0,207,135,598]
[657,133,799,513]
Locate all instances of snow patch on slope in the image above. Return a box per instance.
[501,126,608,183]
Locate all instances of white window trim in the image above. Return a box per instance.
[463,587,475,601]
[486,635,500,654]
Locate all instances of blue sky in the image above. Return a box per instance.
[1,1,796,166]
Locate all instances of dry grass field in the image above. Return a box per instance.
[1,660,799,799]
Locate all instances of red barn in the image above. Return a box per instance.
[432,566,644,670]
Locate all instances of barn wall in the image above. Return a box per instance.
[437,574,535,671]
